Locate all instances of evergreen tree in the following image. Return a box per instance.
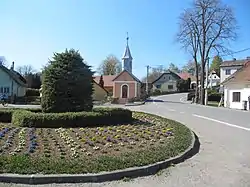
[210,55,223,76]
[99,75,104,88]
[41,49,93,113]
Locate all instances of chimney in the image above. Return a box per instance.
[10,61,14,70]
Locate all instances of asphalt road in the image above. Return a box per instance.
[2,93,250,187]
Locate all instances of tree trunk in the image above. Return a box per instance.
[195,63,199,103]
[200,66,205,105]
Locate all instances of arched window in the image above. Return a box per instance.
[121,85,128,98]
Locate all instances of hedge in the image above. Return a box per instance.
[12,107,132,128]
[0,108,42,123]
[26,88,40,97]
[187,90,222,102]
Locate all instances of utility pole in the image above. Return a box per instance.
[205,57,209,106]
[146,65,150,95]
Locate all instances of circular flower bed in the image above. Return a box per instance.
[0,112,192,174]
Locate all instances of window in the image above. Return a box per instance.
[121,85,128,98]
[225,69,231,75]
[232,92,240,102]
[168,85,173,89]
[156,85,161,89]
[4,87,10,93]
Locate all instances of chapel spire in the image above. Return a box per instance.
[122,32,133,73]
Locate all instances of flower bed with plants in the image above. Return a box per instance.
[0,112,192,174]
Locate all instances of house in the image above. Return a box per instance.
[94,35,141,104]
[206,70,220,88]
[93,75,116,94]
[152,70,181,92]
[92,81,108,101]
[178,72,200,89]
[0,62,27,98]
[220,57,249,83]
[221,60,250,110]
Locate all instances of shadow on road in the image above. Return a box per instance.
[146,100,191,104]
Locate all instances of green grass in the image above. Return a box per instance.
[207,101,220,107]
[0,112,192,174]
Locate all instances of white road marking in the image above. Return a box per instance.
[168,109,176,112]
[180,96,186,102]
[180,112,185,114]
[193,114,250,131]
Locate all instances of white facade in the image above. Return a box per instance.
[206,72,220,88]
[220,66,243,83]
[224,82,250,110]
[0,67,26,97]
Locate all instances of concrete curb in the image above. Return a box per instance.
[124,102,146,106]
[0,131,199,185]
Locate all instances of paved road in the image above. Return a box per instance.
[2,93,250,187]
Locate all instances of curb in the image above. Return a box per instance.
[0,131,199,185]
[124,102,146,106]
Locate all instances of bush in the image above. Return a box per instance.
[0,108,42,123]
[26,88,40,97]
[177,79,189,92]
[0,110,13,123]
[12,107,132,128]
[41,49,94,113]
[111,97,119,104]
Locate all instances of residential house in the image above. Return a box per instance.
[152,70,181,92]
[0,62,27,98]
[178,72,200,89]
[206,70,220,88]
[221,60,250,110]
[93,75,116,95]
[220,58,249,83]
[92,81,108,101]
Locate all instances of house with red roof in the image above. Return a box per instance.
[221,60,250,110]
[94,36,141,104]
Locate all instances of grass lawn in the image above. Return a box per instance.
[208,101,220,107]
[0,112,192,174]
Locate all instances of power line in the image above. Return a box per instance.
[216,47,250,58]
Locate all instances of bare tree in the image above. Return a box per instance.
[177,0,237,104]
[16,65,36,76]
[141,66,168,83]
[0,56,8,67]
[98,55,122,75]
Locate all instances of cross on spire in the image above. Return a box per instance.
[126,32,129,45]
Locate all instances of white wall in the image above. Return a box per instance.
[224,83,250,110]
[220,66,242,83]
[0,68,26,97]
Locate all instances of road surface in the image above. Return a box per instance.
[2,93,250,187]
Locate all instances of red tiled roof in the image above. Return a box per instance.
[93,75,116,87]
[178,72,191,80]
[178,72,199,82]
[222,61,250,84]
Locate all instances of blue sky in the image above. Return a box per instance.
[1,0,250,79]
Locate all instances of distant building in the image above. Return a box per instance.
[221,60,250,110]
[0,62,27,97]
[152,70,181,92]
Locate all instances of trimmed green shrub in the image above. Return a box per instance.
[0,110,13,123]
[26,88,40,97]
[0,108,42,123]
[111,97,119,104]
[12,108,132,128]
[41,49,94,113]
